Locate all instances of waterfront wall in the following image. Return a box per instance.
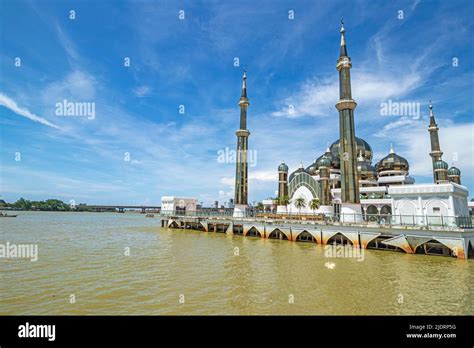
[160,216,474,259]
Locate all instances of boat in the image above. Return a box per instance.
[145,213,154,218]
[0,212,17,217]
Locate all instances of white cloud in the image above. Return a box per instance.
[379,121,474,181]
[272,70,422,119]
[42,70,96,104]
[132,85,151,97]
[0,93,61,129]
[249,170,276,183]
[55,24,80,60]
[374,118,423,138]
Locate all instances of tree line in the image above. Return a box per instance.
[0,198,96,211]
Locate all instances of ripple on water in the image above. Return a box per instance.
[1,212,473,315]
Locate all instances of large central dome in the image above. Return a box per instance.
[329,137,373,162]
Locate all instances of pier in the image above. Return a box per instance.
[159,212,474,259]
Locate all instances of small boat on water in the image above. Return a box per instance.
[0,212,17,217]
[145,213,154,218]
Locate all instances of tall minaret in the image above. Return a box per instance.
[233,69,251,217]
[335,19,362,221]
[428,101,444,182]
[276,161,289,214]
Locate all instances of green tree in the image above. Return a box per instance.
[309,198,320,216]
[294,197,306,216]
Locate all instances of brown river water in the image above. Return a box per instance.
[1,212,473,315]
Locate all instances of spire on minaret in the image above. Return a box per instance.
[428,100,444,183]
[241,68,247,98]
[340,18,348,57]
[429,99,437,127]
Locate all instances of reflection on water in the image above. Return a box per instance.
[0,212,473,315]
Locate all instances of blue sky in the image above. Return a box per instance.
[0,0,473,206]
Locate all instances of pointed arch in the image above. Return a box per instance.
[268,228,289,240]
[295,230,316,243]
[246,226,262,238]
[326,232,353,246]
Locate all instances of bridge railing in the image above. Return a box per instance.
[159,210,473,229]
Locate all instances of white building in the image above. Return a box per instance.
[389,183,469,227]
[161,196,197,215]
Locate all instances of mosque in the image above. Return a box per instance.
[230,20,470,226]
[272,20,470,225]
[161,20,472,259]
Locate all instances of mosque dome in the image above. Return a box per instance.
[448,166,461,176]
[278,162,289,172]
[329,136,373,164]
[434,160,448,170]
[289,163,307,182]
[314,147,340,170]
[319,155,332,168]
[376,146,409,173]
[358,161,377,180]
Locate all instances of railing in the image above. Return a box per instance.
[160,209,234,218]
[159,210,473,229]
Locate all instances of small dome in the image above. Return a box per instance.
[330,136,373,163]
[319,155,332,168]
[278,162,289,172]
[434,160,448,170]
[448,166,461,176]
[315,148,340,170]
[358,161,377,179]
[377,146,409,173]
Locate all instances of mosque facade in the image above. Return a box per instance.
[274,21,469,226]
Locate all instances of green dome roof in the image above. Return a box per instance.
[278,162,289,172]
[434,160,448,170]
[318,155,332,168]
[377,148,409,173]
[330,136,373,163]
[358,161,377,179]
[448,166,461,176]
[289,166,307,182]
[315,148,340,170]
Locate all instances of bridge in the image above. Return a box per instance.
[86,205,161,213]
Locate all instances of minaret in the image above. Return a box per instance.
[335,19,362,221]
[276,161,289,214]
[233,69,251,217]
[428,101,444,183]
[318,155,332,212]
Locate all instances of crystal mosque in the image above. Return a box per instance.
[270,21,470,224]
[233,20,470,225]
[162,20,473,259]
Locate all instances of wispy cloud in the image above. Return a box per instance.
[0,93,61,129]
[55,23,80,61]
[132,85,152,97]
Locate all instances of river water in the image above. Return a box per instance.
[1,212,473,315]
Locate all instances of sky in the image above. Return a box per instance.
[0,0,473,206]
